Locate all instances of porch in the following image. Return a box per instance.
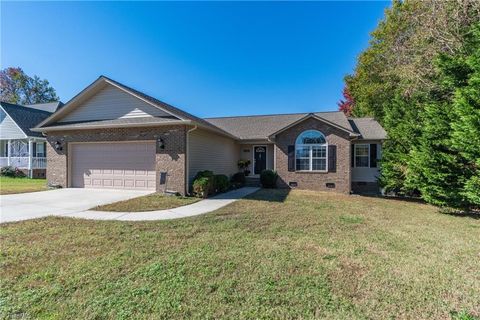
[0,139,47,172]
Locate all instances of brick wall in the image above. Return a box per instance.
[274,118,352,194]
[45,125,187,194]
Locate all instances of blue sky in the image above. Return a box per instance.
[1,1,389,117]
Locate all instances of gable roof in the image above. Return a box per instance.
[348,118,387,140]
[0,101,53,138]
[32,75,386,141]
[25,101,63,113]
[34,76,237,139]
[205,111,357,140]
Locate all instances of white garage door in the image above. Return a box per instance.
[70,142,156,190]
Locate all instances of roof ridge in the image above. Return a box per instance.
[205,110,341,120]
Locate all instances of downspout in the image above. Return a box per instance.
[185,125,198,195]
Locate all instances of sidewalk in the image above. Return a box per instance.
[61,187,260,221]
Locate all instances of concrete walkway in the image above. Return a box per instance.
[63,187,260,221]
[1,187,259,223]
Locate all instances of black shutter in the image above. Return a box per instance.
[5,142,8,157]
[44,142,47,156]
[351,144,355,167]
[33,143,37,157]
[288,145,295,172]
[370,144,377,167]
[328,145,337,173]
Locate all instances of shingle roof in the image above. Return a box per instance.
[348,118,387,140]
[205,112,356,140]
[25,101,63,113]
[1,101,52,137]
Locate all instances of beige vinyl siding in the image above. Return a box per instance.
[0,108,27,139]
[188,128,239,186]
[59,84,173,123]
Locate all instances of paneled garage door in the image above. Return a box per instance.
[70,142,156,190]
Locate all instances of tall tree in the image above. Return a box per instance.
[337,85,355,116]
[407,23,480,209]
[345,0,480,199]
[0,67,59,105]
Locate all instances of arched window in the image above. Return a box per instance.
[295,130,328,171]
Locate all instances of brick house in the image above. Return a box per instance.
[33,76,386,195]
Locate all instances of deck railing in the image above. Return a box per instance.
[0,157,47,169]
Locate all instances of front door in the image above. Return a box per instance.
[254,146,267,175]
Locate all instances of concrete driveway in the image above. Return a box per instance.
[0,188,151,224]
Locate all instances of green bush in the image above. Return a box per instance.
[231,172,246,186]
[1,166,25,178]
[193,170,214,181]
[213,174,230,193]
[192,177,212,198]
[260,170,278,188]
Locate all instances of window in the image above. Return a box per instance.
[354,144,369,167]
[295,130,327,171]
[36,143,46,157]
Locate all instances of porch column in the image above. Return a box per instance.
[7,139,11,166]
[28,139,33,178]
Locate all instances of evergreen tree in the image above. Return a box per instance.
[407,24,480,209]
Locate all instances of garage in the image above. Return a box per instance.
[70,141,156,190]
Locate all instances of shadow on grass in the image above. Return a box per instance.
[359,194,480,220]
[439,208,480,220]
[244,188,290,203]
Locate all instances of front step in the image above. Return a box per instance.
[245,177,261,187]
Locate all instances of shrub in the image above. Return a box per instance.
[193,177,212,198]
[1,166,25,178]
[213,174,229,193]
[193,170,214,181]
[231,172,246,186]
[260,170,278,188]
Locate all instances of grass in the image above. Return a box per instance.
[1,189,479,319]
[93,193,200,212]
[0,176,48,195]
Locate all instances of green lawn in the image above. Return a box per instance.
[1,189,479,319]
[0,177,48,195]
[93,193,199,212]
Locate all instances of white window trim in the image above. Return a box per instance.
[294,130,328,172]
[354,144,370,168]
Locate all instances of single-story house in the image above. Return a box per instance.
[0,101,63,178]
[32,76,386,194]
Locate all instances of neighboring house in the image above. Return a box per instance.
[0,101,63,178]
[33,76,386,194]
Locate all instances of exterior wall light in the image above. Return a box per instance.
[54,141,63,151]
[157,138,165,150]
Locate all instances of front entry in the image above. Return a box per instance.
[254,146,267,175]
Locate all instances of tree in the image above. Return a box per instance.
[345,0,480,200]
[405,23,480,209]
[0,67,59,105]
[337,85,355,116]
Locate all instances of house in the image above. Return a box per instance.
[0,101,63,178]
[32,76,386,194]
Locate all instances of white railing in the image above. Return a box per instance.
[0,157,46,169]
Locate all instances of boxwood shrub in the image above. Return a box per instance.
[260,170,278,188]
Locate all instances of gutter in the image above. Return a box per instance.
[30,120,193,132]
